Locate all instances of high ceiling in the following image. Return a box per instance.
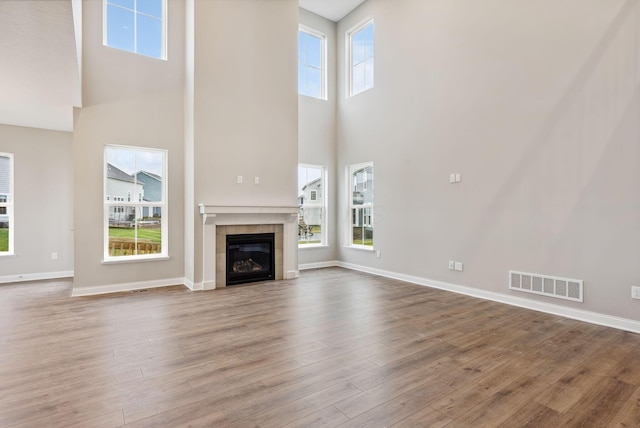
[0,0,80,132]
[0,0,365,132]
[299,0,366,22]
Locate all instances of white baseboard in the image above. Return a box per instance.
[299,260,339,271]
[184,277,195,290]
[191,281,204,291]
[72,277,187,297]
[337,261,640,335]
[0,270,74,284]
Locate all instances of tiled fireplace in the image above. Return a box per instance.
[199,205,299,290]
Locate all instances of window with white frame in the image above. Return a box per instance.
[105,146,167,260]
[348,19,374,97]
[0,154,13,255]
[298,165,326,246]
[348,162,373,247]
[104,0,166,60]
[298,26,326,100]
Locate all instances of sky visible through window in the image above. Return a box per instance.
[298,166,322,198]
[352,21,374,95]
[106,0,164,59]
[298,30,323,99]
[106,147,163,178]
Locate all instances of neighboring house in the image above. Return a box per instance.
[352,165,373,227]
[0,156,10,227]
[299,177,323,226]
[136,171,162,217]
[106,163,144,222]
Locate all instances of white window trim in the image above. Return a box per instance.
[102,0,168,60]
[346,17,374,98]
[298,163,328,248]
[0,153,14,256]
[347,161,374,250]
[103,145,168,262]
[299,25,327,100]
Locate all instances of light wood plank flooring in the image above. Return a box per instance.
[1,267,640,427]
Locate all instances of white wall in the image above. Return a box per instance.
[0,124,74,281]
[298,8,338,266]
[72,0,185,291]
[192,0,299,284]
[336,0,640,320]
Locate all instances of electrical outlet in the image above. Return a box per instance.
[376,250,381,258]
[450,174,456,183]
[455,173,461,183]
[454,262,463,272]
[632,286,640,300]
[51,252,58,260]
[254,176,260,184]
[448,260,455,270]
[237,175,243,184]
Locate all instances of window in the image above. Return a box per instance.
[348,162,373,247]
[104,146,167,260]
[298,165,326,246]
[298,27,326,100]
[0,154,13,255]
[104,0,166,59]
[348,19,374,96]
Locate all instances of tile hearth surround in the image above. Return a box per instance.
[216,224,283,287]
[199,205,300,290]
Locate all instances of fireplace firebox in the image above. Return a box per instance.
[226,233,275,286]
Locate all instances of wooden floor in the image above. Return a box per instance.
[1,268,640,427]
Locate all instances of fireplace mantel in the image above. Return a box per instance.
[199,204,300,215]
[198,204,300,290]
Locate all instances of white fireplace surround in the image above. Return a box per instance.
[199,204,300,290]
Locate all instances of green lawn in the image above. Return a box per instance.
[0,229,8,252]
[352,227,373,246]
[109,227,161,243]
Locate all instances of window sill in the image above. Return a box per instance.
[298,244,329,250]
[102,256,170,265]
[345,245,375,252]
[0,252,16,258]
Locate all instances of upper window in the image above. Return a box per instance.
[298,165,327,246]
[298,27,326,100]
[348,19,374,97]
[104,146,167,261]
[348,162,373,248]
[104,0,166,60]
[0,154,13,255]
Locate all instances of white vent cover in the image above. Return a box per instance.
[509,271,583,303]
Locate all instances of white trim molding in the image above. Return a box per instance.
[72,277,186,297]
[299,261,339,271]
[336,261,640,335]
[0,270,74,284]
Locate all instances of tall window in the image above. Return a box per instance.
[348,162,373,247]
[0,154,13,255]
[348,19,374,96]
[104,146,167,260]
[298,165,326,246]
[104,0,166,60]
[298,27,326,100]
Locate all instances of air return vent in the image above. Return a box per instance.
[509,271,583,303]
